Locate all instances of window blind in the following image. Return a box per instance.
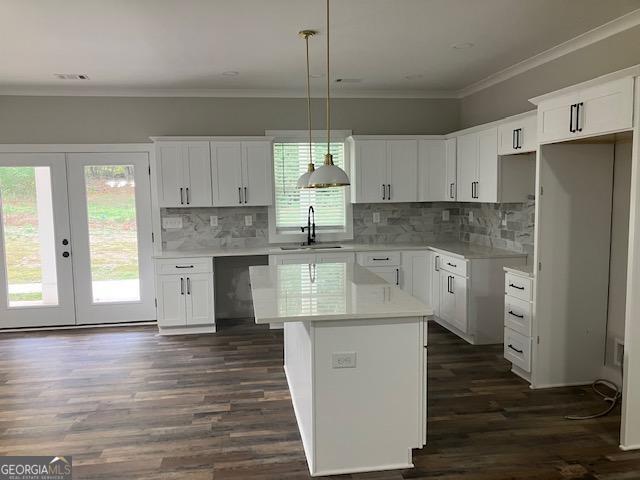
[273,142,346,230]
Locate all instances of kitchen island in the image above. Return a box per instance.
[249,262,432,476]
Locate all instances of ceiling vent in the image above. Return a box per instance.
[54,73,90,80]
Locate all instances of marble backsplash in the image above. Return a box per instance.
[160,198,535,254]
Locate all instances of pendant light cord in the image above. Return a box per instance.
[326,0,331,163]
[305,33,313,167]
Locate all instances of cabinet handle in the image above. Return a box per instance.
[518,128,523,149]
[508,310,524,319]
[447,262,457,268]
[569,104,576,133]
[175,265,194,269]
[180,277,184,295]
[512,129,517,150]
[508,344,524,355]
[372,257,390,261]
[449,183,455,199]
[187,277,191,295]
[387,184,391,200]
[238,187,242,204]
[509,283,525,290]
[186,187,190,205]
[180,187,184,205]
[396,268,399,286]
[244,186,248,204]
[381,184,386,200]
[434,255,440,272]
[576,102,583,132]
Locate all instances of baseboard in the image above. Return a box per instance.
[529,380,593,389]
[312,462,414,477]
[0,320,157,334]
[158,325,216,335]
[619,444,640,451]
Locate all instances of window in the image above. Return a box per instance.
[268,131,352,243]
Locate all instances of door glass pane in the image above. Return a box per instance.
[84,165,140,303]
[0,167,59,307]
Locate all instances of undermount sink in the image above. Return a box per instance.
[279,244,343,251]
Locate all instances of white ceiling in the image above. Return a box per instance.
[1,0,640,97]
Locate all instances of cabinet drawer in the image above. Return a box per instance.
[155,257,213,275]
[357,251,401,267]
[438,253,467,277]
[504,327,531,372]
[505,272,532,301]
[504,296,532,336]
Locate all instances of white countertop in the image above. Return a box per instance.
[249,262,433,323]
[155,241,527,260]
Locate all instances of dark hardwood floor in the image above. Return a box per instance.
[0,320,638,480]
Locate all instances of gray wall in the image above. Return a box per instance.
[460,25,640,128]
[0,96,459,143]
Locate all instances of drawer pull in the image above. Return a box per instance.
[175,265,195,269]
[372,257,390,261]
[509,283,525,290]
[508,310,524,319]
[446,262,457,268]
[508,344,524,354]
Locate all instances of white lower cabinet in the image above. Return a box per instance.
[356,251,401,286]
[439,271,468,333]
[155,258,215,333]
[503,268,533,381]
[269,252,355,265]
[400,250,431,304]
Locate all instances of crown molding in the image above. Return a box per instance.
[0,86,458,99]
[457,8,640,98]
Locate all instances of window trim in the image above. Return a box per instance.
[267,130,353,244]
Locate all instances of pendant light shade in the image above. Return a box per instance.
[307,0,350,189]
[296,162,315,188]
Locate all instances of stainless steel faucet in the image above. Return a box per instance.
[301,206,316,246]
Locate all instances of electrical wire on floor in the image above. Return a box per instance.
[565,363,623,420]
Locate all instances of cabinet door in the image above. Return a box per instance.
[476,127,498,203]
[367,266,400,286]
[156,275,186,327]
[242,141,273,206]
[185,273,215,326]
[456,133,477,202]
[183,142,213,207]
[315,252,355,264]
[273,254,317,265]
[518,114,538,153]
[538,92,580,144]
[353,140,388,203]
[439,272,468,333]
[387,140,418,202]
[418,140,446,202]
[580,77,634,138]
[211,142,244,206]
[156,143,186,207]
[445,138,457,201]
[430,253,441,317]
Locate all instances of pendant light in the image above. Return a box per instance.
[297,30,317,189]
[308,0,350,188]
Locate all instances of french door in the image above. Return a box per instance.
[0,152,155,328]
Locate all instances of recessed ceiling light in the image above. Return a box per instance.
[54,73,90,80]
[221,71,239,76]
[405,74,423,80]
[451,42,474,50]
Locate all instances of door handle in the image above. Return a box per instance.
[180,278,184,295]
[180,187,184,205]
[372,257,390,261]
[187,277,191,295]
[569,104,576,133]
[175,265,194,269]
[576,102,583,132]
[244,186,248,204]
[238,187,242,204]
[387,184,391,200]
[449,276,454,294]
[449,183,455,199]
[185,187,190,205]
[508,310,524,319]
[509,283,525,290]
[447,262,457,268]
[512,129,517,150]
[508,344,524,354]
[381,184,386,200]
[396,268,399,286]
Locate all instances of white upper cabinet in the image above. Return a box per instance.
[476,128,499,203]
[211,139,273,207]
[156,141,212,208]
[456,131,480,202]
[536,76,634,144]
[419,139,456,202]
[349,137,418,203]
[498,112,537,155]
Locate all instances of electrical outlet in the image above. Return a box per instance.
[468,211,474,222]
[332,352,356,369]
[162,216,183,229]
[614,339,625,366]
[372,212,380,224]
[210,215,218,227]
[442,210,450,222]
[244,215,253,226]
[501,211,507,227]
